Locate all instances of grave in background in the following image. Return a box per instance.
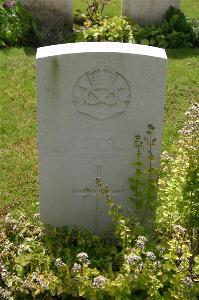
[19,0,73,45]
[122,0,180,25]
[36,42,167,234]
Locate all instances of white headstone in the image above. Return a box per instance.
[122,0,180,25]
[36,42,167,234]
[19,0,73,45]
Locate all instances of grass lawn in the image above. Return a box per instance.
[0,48,38,219]
[0,47,198,218]
[73,0,199,18]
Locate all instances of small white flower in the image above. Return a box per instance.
[173,225,186,235]
[55,258,66,268]
[182,276,193,287]
[91,275,106,288]
[76,252,89,263]
[72,263,81,273]
[135,236,147,249]
[119,220,125,225]
[125,253,141,265]
[146,251,156,261]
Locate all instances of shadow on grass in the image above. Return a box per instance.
[166,48,199,59]
[0,46,36,56]
[23,47,37,56]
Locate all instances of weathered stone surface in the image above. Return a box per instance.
[19,0,73,45]
[36,42,167,234]
[122,0,180,25]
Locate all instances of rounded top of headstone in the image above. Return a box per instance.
[36,42,167,60]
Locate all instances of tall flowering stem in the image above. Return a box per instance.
[95,177,132,249]
[129,125,158,231]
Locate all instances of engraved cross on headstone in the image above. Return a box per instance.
[73,166,125,233]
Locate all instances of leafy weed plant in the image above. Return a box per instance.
[158,103,199,255]
[0,0,39,47]
[0,192,198,299]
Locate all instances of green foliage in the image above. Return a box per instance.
[79,16,134,43]
[187,17,199,47]
[132,24,167,48]
[157,103,199,254]
[0,186,198,299]
[162,7,196,47]
[0,0,39,47]
[77,7,198,48]
[132,7,198,48]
